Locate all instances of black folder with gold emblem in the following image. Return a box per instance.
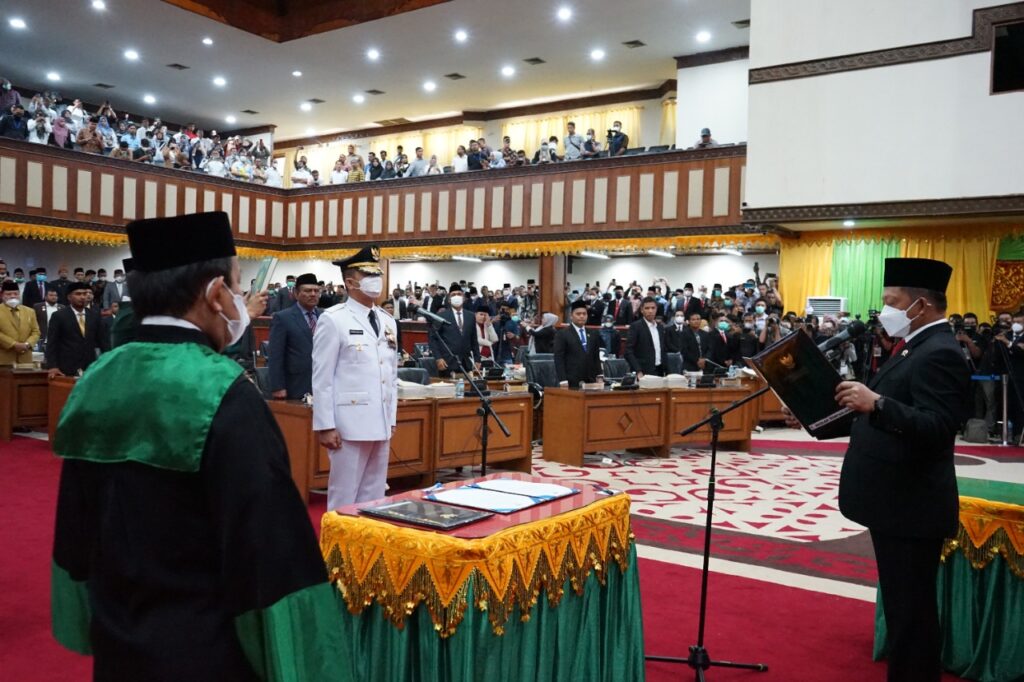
[359,499,493,530]
[747,331,855,440]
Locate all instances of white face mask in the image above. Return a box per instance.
[356,275,383,298]
[877,300,924,338]
[674,316,685,325]
[206,279,250,347]
[4,298,20,308]
[1013,323,1024,334]
[449,295,464,309]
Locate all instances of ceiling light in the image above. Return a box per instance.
[719,248,743,256]
[292,70,302,77]
[300,102,312,112]
[225,115,236,124]
[590,48,605,61]
[46,71,60,82]
[305,127,315,136]
[454,29,468,43]
[696,30,711,43]
[202,36,213,45]
[647,249,675,258]
[366,48,380,61]
[123,49,139,61]
[422,80,437,92]
[557,6,572,21]
[452,255,482,263]
[9,18,27,30]
[143,94,156,104]
[501,65,515,78]
[579,250,609,259]
[212,76,226,87]
[843,219,856,227]
[92,0,106,10]
[352,94,365,104]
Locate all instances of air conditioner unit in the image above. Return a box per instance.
[806,296,848,316]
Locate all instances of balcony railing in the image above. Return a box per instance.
[0,139,746,249]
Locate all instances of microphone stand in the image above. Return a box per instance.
[425,318,510,476]
[646,386,771,680]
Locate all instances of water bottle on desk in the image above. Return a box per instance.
[455,378,465,399]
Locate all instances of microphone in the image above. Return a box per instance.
[817,320,867,355]
[416,307,451,326]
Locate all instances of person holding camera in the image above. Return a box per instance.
[581,128,603,158]
[607,120,629,156]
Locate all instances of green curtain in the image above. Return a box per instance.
[874,553,1024,682]
[337,545,645,682]
[830,239,901,317]
[997,236,1024,262]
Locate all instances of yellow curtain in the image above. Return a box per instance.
[900,237,999,317]
[778,240,834,314]
[659,99,677,147]
[501,105,642,153]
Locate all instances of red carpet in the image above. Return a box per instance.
[1,436,963,681]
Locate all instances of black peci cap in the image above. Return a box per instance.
[295,273,318,287]
[882,258,953,293]
[127,212,236,272]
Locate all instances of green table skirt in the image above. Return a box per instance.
[335,544,645,682]
[874,553,1024,682]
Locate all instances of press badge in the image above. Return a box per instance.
[349,329,364,335]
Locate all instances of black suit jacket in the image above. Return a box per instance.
[672,296,703,319]
[22,280,54,308]
[706,329,738,367]
[610,298,634,326]
[44,305,108,375]
[554,325,602,386]
[838,324,970,538]
[268,303,319,398]
[34,301,64,340]
[667,326,706,371]
[427,307,479,372]
[586,300,606,326]
[625,319,667,375]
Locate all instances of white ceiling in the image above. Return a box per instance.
[1,0,750,141]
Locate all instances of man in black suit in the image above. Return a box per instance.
[608,287,633,326]
[706,312,738,370]
[51,267,72,306]
[586,294,607,327]
[668,311,708,372]
[555,299,602,387]
[672,283,703,319]
[22,266,54,309]
[33,288,63,341]
[45,282,108,377]
[427,285,478,377]
[791,258,968,682]
[268,273,321,399]
[625,297,667,377]
[388,287,408,320]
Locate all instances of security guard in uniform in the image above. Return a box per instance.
[312,246,399,510]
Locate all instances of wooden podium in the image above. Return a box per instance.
[0,368,49,441]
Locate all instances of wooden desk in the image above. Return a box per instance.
[47,376,78,442]
[433,395,533,473]
[757,383,788,422]
[0,368,49,441]
[667,387,758,452]
[542,388,669,466]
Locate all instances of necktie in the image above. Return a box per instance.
[891,338,906,357]
[368,309,379,336]
[456,311,463,331]
[578,327,587,349]
[40,283,45,298]
[77,311,86,336]
[306,310,317,332]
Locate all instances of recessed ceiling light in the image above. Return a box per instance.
[46,71,60,82]
[454,29,468,43]
[143,94,156,104]
[292,70,302,77]
[843,219,856,227]
[557,6,572,21]
[123,49,139,61]
[225,115,236,124]
[212,76,226,87]
[352,94,365,104]
[579,251,609,260]
[647,249,675,258]
[9,17,27,30]
[696,30,711,43]
[366,48,380,61]
[92,0,106,10]
[305,127,315,136]
[590,48,605,61]
[300,102,312,112]
[423,80,437,92]
[202,37,213,46]
[452,256,482,263]
[501,65,515,78]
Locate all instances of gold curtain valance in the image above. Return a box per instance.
[320,494,633,638]
[0,221,127,247]
[793,223,1024,246]
[942,496,1024,579]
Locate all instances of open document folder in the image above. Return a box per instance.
[426,478,579,514]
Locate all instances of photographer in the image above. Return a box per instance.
[759,314,785,347]
[581,128,602,158]
[607,121,629,156]
[993,312,1024,439]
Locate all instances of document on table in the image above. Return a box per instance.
[473,479,577,501]
[427,488,540,514]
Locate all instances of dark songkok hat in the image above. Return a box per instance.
[883,258,953,293]
[449,281,462,292]
[66,282,91,293]
[127,212,236,272]
[570,298,589,311]
[1,280,18,292]
[332,246,382,275]
[474,300,491,313]
[295,273,318,287]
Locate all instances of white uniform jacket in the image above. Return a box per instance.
[311,299,399,441]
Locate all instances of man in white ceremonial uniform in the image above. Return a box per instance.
[312,246,399,510]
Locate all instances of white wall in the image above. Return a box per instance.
[390,259,539,292]
[675,59,749,148]
[746,52,1024,207]
[750,0,993,68]
[567,253,778,293]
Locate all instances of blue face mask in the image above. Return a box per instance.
[36,274,47,282]
[724,299,734,308]
[511,315,520,323]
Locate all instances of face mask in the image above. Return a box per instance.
[743,322,754,330]
[614,292,622,299]
[1013,323,1023,334]
[724,299,734,308]
[511,315,520,323]
[683,290,692,297]
[755,306,766,314]
[713,290,721,297]
[717,321,730,332]
[449,295,464,308]
[587,134,593,140]
[114,276,125,284]
[613,126,620,132]
[780,323,792,331]
[4,298,20,308]
[674,316,685,325]
[98,276,106,282]
[15,277,24,283]
[878,300,923,338]
[207,279,250,347]
[36,274,47,282]
[603,321,613,328]
[357,275,383,298]
[286,281,295,289]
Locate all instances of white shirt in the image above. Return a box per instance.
[291,167,312,186]
[44,302,60,323]
[330,169,348,184]
[141,315,201,331]
[646,319,662,366]
[265,167,283,188]
[452,155,468,173]
[903,318,948,344]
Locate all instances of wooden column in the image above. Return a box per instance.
[538,254,567,320]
